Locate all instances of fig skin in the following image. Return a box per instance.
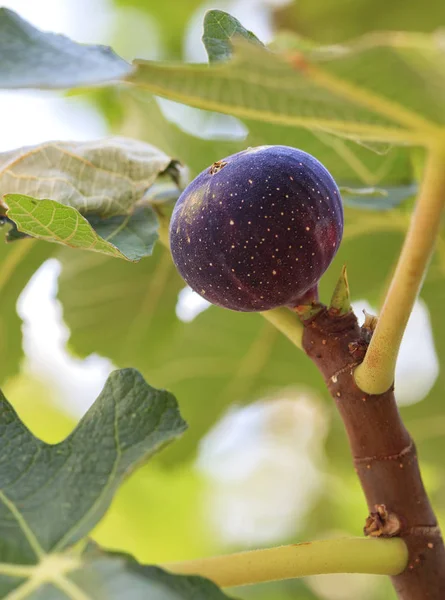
[169,145,343,312]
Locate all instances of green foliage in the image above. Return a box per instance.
[0,369,185,563]
[0,138,182,260]
[0,8,132,89]
[123,10,418,213]
[0,369,233,599]
[3,196,158,261]
[129,25,445,145]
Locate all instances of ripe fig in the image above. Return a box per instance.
[170,145,343,312]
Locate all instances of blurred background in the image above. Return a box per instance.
[1,1,445,598]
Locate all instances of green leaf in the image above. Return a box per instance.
[0,235,54,384]
[0,138,175,218]
[202,9,264,63]
[0,8,131,89]
[128,27,445,145]
[0,369,238,598]
[2,196,158,261]
[0,138,182,260]
[0,368,186,564]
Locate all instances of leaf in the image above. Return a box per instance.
[2,196,158,261]
[0,138,175,218]
[0,138,182,260]
[0,234,54,384]
[0,369,237,598]
[0,8,132,89]
[0,368,186,565]
[202,9,264,63]
[4,375,213,567]
[129,20,445,145]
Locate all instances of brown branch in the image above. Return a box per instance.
[302,307,445,600]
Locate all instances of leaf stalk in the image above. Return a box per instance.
[163,537,408,588]
[354,140,445,394]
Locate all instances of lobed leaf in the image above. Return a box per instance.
[0,371,236,598]
[0,368,186,564]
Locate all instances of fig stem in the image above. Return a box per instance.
[260,307,304,349]
[354,141,445,395]
[162,537,408,588]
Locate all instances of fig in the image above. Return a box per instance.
[169,145,343,312]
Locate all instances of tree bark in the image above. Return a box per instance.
[302,307,445,599]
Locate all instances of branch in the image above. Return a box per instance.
[354,142,445,394]
[302,308,445,599]
[163,537,407,588]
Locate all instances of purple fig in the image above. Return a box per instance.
[170,145,343,312]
